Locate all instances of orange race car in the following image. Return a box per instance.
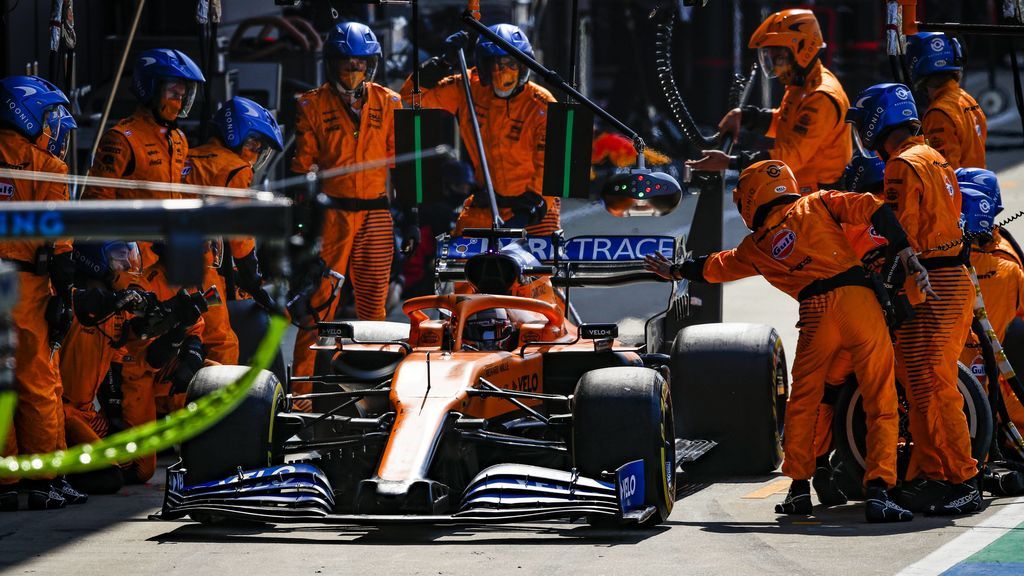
[161,224,788,527]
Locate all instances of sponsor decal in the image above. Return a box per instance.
[766,164,782,177]
[0,179,14,199]
[771,229,797,260]
[895,86,910,100]
[774,185,788,193]
[980,199,991,213]
[616,459,646,513]
[441,235,675,263]
[509,373,539,393]
[0,210,64,237]
[931,37,945,52]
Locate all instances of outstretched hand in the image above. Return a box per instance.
[644,251,676,280]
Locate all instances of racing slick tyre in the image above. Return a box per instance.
[669,323,787,477]
[573,367,676,526]
[831,362,993,499]
[181,365,285,485]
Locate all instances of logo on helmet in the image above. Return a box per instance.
[766,164,782,178]
[140,57,157,67]
[930,38,945,52]
[13,86,37,97]
[774,185,788,193]
[895,87,910,100]
[771,229,797,260]
[239,99,261,118]
[935,59,947,67]
[0,179,14,199]
[980,199,991,213]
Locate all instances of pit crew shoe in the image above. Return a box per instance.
[927,482,982,516]
[0,486,18,511]
[23,480,67,510]
[865,485,913,523]
[983,466,1024,497]
[813,466,848,506]
[894,479,950,513]
[55,477,88,505]
[775,480,812,515]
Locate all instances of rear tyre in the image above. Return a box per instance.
[573,367,676,526]
[669,323,786,476]
[832,362,993,499]
[181,365,284,485]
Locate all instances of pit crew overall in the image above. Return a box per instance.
[958,231,1024,430]
[699,191,900,486]
[184,139,262,365]
[885,136,978,484]
[0,129,73,483]
[923,78,987,170]
[289,82,400,381]
[61,315,125,446]
[755,64,852,194]
[400,69,559,234]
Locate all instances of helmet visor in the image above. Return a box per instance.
[41,105,75,161]
[851,130,879,159]
[104,241,142,274]
[242,136,275,173]
[205,238,224,269]
[757,47,792,80]
[328,56,378,93]
[158,79,198,119]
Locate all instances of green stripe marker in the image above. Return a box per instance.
[414,114,424,204]
[562,108,575,199]
[0,315,287,478]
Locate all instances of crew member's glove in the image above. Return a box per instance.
[44,295,73,354]
[169,335,205,395]
[643,251,706,282]
[417,57,452,89]
[400,207,420,255]
[505,191,548,228]
[897,247,938,300]
[73,288,153,326]
[443,31,470,67]
[98,363,125,433]
[233,249,277,312]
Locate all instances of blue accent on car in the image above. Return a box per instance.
[616,459,645,514]
[439,235,676,263]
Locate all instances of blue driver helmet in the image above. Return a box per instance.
[846,83,920,153]
[0,75,77,160]
[906,32,963,89]
[476,23,534,93]
[955,167,1002,218]
[324,21,382,97]
[843,153,886,193]
[960,185,997,235]
[131,48,206,119]
[210,97,284,171]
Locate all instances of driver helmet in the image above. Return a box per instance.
[463,308,517,351]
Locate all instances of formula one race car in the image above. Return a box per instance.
[160,228,788,527]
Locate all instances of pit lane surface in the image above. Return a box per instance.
[3,156,1024,576]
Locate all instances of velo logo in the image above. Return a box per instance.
[620,474,637,501]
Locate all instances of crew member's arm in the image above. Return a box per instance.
[82,130,132,201]
[399,73,464,115]
[922,109,963,170]
[645,237,760,283]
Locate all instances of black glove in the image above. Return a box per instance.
[47,250,75,302]
[417,56,452,89]
[443,31,470,67]
[234,250,263,295]
[504,191,548,228]
[98,363,125,433]
[72,288,152,326]
[169,335,205,395]
[400,207,420,255]
[45,295,73,352]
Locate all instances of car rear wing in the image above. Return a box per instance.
[435,233,683,287]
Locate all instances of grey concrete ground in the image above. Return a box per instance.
[3,140,1024,576]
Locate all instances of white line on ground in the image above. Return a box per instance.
[894,496,1024,576]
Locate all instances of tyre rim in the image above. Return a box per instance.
[845,379,980,471]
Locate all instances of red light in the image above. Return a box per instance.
[645,187,651,193]
[637,175,644,181]
[655,184,662,190]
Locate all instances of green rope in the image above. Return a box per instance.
[0,315,287,478]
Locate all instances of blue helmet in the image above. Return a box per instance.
[476,24,534,91]
[846,83,920,152]
[131,48,205,117]
[325,22,381,95]
[955,167,1002,217]
[906,32,963,88]
[960,186,997,235]
[71,240,142,282]
[843,153,886,193]
[0,75,77,160]
[210,97,284,172]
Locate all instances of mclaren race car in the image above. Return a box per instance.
[160,228,789,527]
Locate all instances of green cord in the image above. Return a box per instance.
[0,315,287,478]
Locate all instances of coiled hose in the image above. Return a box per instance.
[651,6,719,152]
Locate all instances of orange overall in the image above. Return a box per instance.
[958,235,1024,430]
[885,136,977,484]
[60,315,125,446]
[290,83,400,381]
[0,129,72,482]
[765,65,852,193]
[185,139,261,365]
[401,70,559,234]
[922,78,987,170]
[701,191,899,486]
